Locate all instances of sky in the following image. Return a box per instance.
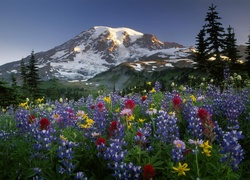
[0,0,250,65]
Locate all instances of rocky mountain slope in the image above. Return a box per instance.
[0,26,195,82]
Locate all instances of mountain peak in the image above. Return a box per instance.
[0,26,190,82]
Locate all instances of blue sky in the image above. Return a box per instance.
[0,0,250,65]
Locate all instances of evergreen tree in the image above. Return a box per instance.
[194,27,210,72]
[204,4,225,60]
[245,30,250,75]
[26,51,42,100]
[203,4,226,86]
[0,79,18,108]
[224,25,241,71]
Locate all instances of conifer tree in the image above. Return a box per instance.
[203,4,226,86]
[224,25,241,72]
[194,27,210,72]
[26,51,42,100]
[204,4,225,60]
[245,30,250,75]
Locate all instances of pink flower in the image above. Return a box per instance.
[173,140,186,149]
[120,108,133,116]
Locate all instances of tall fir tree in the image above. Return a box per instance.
[26,51,42,100]
[194,27,210,72]
[245,30,250,76]
[203,4,226,86]
[204,4,225,60]
[224,25,241,72]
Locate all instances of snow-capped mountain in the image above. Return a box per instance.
[0,26,194,81]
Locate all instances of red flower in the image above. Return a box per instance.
[141,96,147,102]
[97,102,104,111]
[109,121,118,137]
[136,132,143,138]
[110,121,118,131]
[197,108,209,120]
[125,99,135,109]
[172,96,181,108]
[96,137,106,146]
[39,117,50,130]
[28,114,36,124]
[143,164,156,180]
[90,105,95,109]
[197,108,215,142]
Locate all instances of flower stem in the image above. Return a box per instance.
[195,148,200,178]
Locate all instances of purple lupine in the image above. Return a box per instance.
[136,123,154,151]
[155,110,179,143]
[220,130,245,171]
[57,139,77,174]
[74,171,88,180]
[112,162,142,180]
[154,81,162,92]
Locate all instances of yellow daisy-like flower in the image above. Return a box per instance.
[172,163,190,176]
[147,81,152,85]
[150,88,156,93]
[202,147,211,157]
[103,96,111,104]
[127,122,132,129]
[138,118,145,123]
[200,140,212,157]
[190,95,196,102]
[19,102,28,107]
[83,113,88,120]
[127,115,135,121]
[200,140,212,149]
[183,98,186,103]
[36,97,44,104]
[86,118,94,126]
[115,107,120,113]
[60,135,67,141]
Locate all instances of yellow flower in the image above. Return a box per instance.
[115,107,120,113]
[103,96,111,104]
[202,147,211,157]
[190,95,196,102]
[83,113,88,120]
[138,118,145,123]
[200,140,212,149]
[60,135,67,141]
[172,163,190,176]
[147,81,152,85]
[200,140,212,157]
[127,122,132,129]
[150,88,156,93]
[127,115,135,121]
[183,98,186,103]
[19,102,28,107]
[86,118,94,126]
[36,97,44,104]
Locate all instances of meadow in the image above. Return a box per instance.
[1,77,250,180]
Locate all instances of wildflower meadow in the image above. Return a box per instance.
[1,78,250,180]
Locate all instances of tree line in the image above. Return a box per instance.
[194,4,250,88]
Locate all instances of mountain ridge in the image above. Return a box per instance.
[0,26,193,82]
